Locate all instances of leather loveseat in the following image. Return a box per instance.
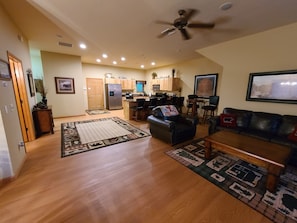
[208,107,297,167]
[147,105,198,145]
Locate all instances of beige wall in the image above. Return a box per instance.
[82,63,145,80]
[82,63,146,108]
[82,63,146,109]
[145,57,223,98]
[0,5,29,179]
[41,51,85,117]
[198,22,297,115]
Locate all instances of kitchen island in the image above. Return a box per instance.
[122,97,150,120]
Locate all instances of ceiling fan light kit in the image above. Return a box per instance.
[157,9,215,40]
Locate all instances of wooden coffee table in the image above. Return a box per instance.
[204,131,292,192]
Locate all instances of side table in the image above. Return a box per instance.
[32,106,54,137]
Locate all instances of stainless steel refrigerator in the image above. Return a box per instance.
[105,84,123,110]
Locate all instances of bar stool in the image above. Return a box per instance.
[202,96,220,123]
[132,98,146,121]
[176,97,184,113]
[147,97,158,116]
[172,96,178,106]
[186,94,198,116]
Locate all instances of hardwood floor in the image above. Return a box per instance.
[0,110,272,223]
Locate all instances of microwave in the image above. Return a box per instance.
[152,84,160,91]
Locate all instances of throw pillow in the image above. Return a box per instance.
[220,113,237,128]
[159,105,179,117]
[288,125,297,142]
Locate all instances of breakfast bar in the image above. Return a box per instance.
[122,97,150,120]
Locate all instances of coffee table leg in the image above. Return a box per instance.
[266,173,279,192]
[266,165,282,193]
[204,140,212,159]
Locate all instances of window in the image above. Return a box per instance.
[136,80,146,93]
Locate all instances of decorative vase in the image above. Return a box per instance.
[172,69,175,77]
[42,96,47,105]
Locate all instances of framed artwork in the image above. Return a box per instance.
[194,73,218,98]
[246,70,297,104]
[0,59,11,80]
[55,77,75,94]
[27,69,35,97]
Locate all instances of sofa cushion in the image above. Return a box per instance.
[248,112,282,135]
[277,115,297,137]
[223,107,252,129]
[220,113,237,128]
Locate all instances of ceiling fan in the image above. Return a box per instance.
[157,9,215,40]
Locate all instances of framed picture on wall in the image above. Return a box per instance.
[27,69,35,97]
[55,77,75,94]
[0,59,11,80]
[194,73,218,98]
[246,69,297,104]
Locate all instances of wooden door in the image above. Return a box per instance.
[8,53,35,142]
[86,78,104,110]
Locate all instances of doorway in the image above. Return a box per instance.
[8,52,35,142]
[86,78,104,110]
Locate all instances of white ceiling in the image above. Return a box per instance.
[2,0,297,70]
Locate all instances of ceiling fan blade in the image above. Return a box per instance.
[188,23,215,28]
[155,20,173,26]
[157,28,176,38]
[180,28,190,40]
[184,9,197,21]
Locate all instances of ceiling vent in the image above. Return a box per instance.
[58,41,72,47]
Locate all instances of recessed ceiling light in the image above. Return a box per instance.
[102,53,108,58]
[113,61,117,65]
[219,2,233,11]
[140,65,144,69]
[96,59,101,63]
[121,57,126,61]
[151,62,156,66]
[79,43,87,49]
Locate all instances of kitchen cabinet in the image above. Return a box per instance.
[120,79,135,90]
[105,78,134,90]
[105,78,120,84]
[151,77,180,91]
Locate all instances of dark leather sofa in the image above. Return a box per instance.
[147,105,198,145]
[208,107,297,167]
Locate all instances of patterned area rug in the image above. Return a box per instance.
[85,109,110,115]
[61,117,150,157]
[166,138,297,223]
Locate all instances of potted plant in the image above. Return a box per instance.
[152,72,157,79]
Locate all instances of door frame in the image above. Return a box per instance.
[7,52,35,142]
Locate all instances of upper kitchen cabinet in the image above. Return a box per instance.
[151,77,180,91]
[120,79,135,90]
[105,78,135,90]
[105,78,120,84]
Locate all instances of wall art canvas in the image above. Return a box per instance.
[194,73,218,98]
[246,70,297,104]
[55,77,75,94]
